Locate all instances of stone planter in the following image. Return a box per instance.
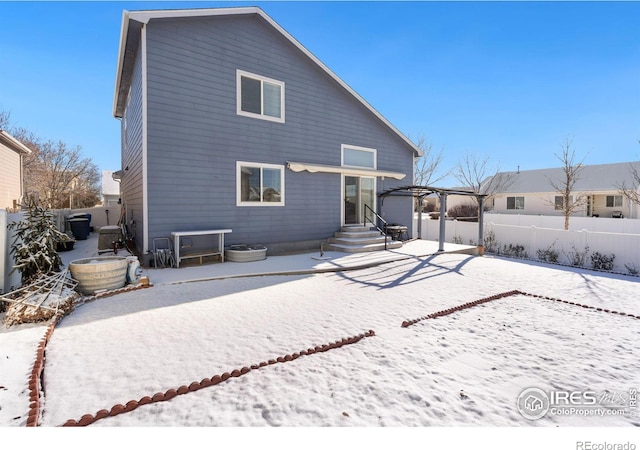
[69,256,129,294]
[225,245,267,262]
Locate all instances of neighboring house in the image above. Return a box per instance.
[100,170,120,206]
[0,130,31,211]
[420,187,476,216]
[483,162,640,218]
[112,7,421,261]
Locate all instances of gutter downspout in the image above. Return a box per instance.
[19,152,25,207]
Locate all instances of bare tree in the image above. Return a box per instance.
[616,142,640,207]
[453,152,514,207]
[0,110,10,129]
[617,163,640,206]
[546,138,587,230]
[413,135,447,187]
[2,110,100,209]
[29,140,100,209]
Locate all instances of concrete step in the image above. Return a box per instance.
[328,235,391,246]
[325,225,404,254]
[334,230,382,239]
[325,240,403,253]
[340,225,374,233]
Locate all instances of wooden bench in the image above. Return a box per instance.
[171,229,232,268]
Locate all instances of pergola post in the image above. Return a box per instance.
[417,201,423,239]
[438,193,447,252]
[417,194,429,240]
[477,196,485,256]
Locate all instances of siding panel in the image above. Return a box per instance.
[120,39,145,252]
[144,14,414,250]
[0,146,21,209]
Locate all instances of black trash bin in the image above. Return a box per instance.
[69,218,90,240]
[68,213,92,235]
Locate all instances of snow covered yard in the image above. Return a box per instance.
[1,243,639,445]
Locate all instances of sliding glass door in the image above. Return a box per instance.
[344,176,375,225]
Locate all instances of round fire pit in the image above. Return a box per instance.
[225,245,267,262]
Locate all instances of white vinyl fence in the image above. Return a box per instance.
[482,213,640,234]
[2,205,118,293]
[1,210,24,294]
[413,214,640,274]
[51,206,119,234]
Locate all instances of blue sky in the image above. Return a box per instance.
[1,1,639,186]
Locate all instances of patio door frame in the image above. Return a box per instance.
[342,175,376,226]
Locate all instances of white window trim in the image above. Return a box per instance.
[341,144,377,169]
[606,195,623,208]
[236,69,285,123]
[236,161,285,207]
[507,196,525,210]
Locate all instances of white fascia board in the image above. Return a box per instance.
[112,10,131,118]
[127,6,263,24]
[0,130,32,154]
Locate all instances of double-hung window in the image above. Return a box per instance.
[236,162,284,206]
[237,70,285,123]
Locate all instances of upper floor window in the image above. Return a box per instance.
[507,196,525,210]
[237,70,285,123]
[341,145,376,169]
[606,195,622,208]
[236,161,285,206]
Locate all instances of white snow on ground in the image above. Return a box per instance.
[1,234,639,447]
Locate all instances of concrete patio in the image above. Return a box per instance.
[60,231,479,286]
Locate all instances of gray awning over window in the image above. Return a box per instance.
[286,161,406,180]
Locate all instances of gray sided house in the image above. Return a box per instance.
[113,7,421,262]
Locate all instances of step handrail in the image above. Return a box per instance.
[363,204,388,250]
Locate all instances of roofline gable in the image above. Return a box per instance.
[0,130,32,155]
[487,161,640,194]
[112,7,422,157]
